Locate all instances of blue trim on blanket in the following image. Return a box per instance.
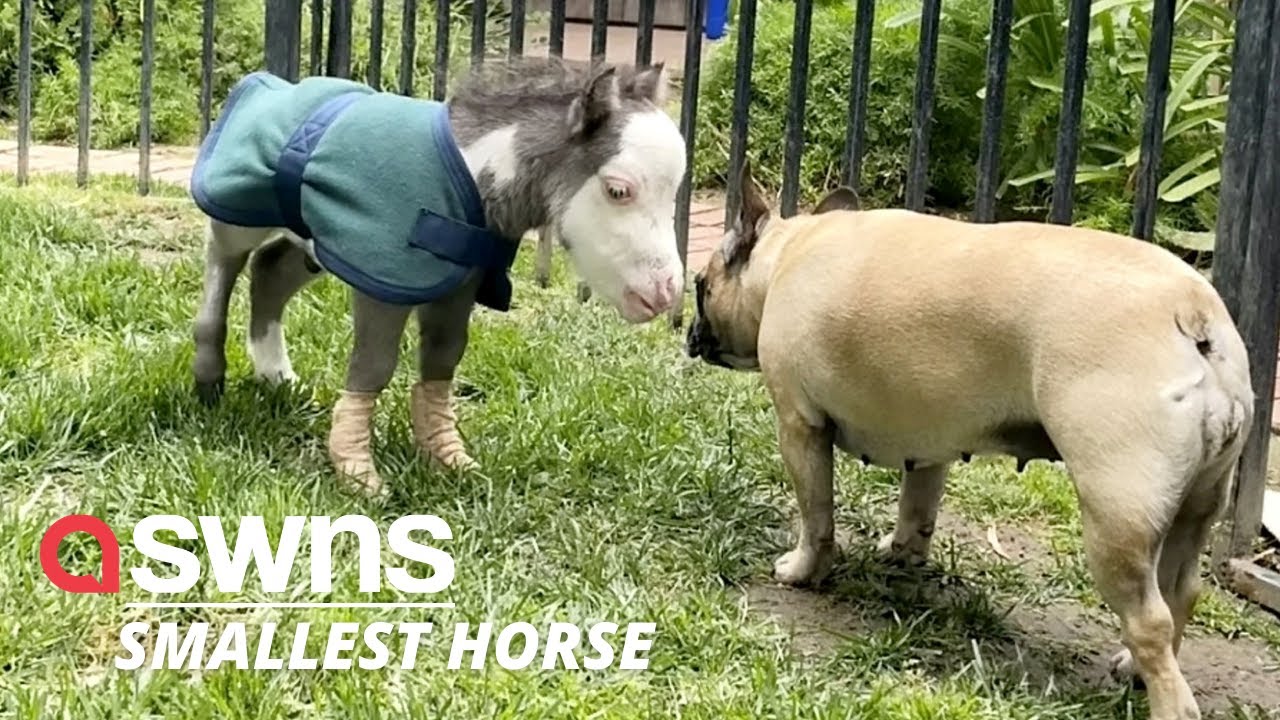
[273,92,364,240]
[420,105,518,311]
[313,239,474,306]
[190,71,284,228]
[429,106,491,231]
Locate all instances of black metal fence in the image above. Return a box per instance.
[10,0,1280,607]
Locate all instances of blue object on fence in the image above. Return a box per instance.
[704,0,728,40]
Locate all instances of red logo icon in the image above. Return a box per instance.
[40,515,121,594]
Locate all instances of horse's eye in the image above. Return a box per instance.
[604,180,634,204]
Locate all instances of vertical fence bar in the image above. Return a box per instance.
[1131,0,1176,240]
[400,0,417,95]
[973,0,1013,222]
[77,0,93,187]
[635,0,656,65]
[200,0,216,140]
[369,0,385,88]
[471,0,487,66]
[724,0,758,225]
[328,0,354,77]
[842,0,875,191]
[433,0,450,99]
[509,0,526,58]
[550,0,566,57]
[138,0,155,195]
[1211,0,1280,565]
[16,0,32,186]
[672,0,706,328]
[266,0,303,81]
[310,0,325,75]
[905,0,942,212]
[779,0,814,217]
[1049,0,1091,225]
[591,0,609,59]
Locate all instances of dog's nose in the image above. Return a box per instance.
[685,319,705,358]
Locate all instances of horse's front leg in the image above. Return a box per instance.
[412,273,482,471]
[328,290,411,497]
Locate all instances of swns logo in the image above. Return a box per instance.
[40,514,656,672]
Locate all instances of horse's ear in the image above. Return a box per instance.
[567,66,620,136]
[723,159,772,268]
[623,63,669,106]
[813,187,860,214]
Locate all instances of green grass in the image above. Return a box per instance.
[1,174,1278,719]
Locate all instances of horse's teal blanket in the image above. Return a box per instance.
[191,71,516,310]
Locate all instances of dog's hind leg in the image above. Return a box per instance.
[877,463,948,566]
[192,220,261,405]
[1111,463,1233,684]
[247,236,323,384]
[772,410,837,586]
[328,291,412,497]
[1073,461,1201,720]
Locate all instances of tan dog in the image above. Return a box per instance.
[685,163,1253,720]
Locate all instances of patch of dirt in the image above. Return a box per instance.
[741,511,1280,717]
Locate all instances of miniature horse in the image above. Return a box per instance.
[189,58,686,496]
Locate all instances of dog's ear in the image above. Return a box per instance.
[814,187,860,214]
[622,63,669,106]
[567,66,620,136]
[722,159,772,267]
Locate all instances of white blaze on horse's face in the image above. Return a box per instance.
[559,109,687,324]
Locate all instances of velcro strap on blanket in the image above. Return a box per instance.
[408,211,520,270]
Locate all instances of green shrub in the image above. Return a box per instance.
[695,0,1229,236]
[694,0,990,211]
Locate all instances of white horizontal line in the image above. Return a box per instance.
[125,602,456,609]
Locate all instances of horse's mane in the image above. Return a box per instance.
[448,55,644,109]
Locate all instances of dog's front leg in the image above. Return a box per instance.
[773,412,836,586]
[877,463,948,565]
[328,291,412,497]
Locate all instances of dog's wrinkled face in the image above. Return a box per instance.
[686,161,859,371]
[685,161,774,371]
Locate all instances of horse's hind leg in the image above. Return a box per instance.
[247,236,322,384]
[413,272,481,470]
[534,227,553,288]
[192,220,260,404]
[328,290,412,497]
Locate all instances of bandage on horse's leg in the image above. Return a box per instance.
[414,274,481,470]
[329,291,412,497]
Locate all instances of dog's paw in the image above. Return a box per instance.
[772,547,833,587]
[876,532,930,566]
[1109,648,1148,689]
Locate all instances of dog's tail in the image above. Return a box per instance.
[1174,287,1254,464]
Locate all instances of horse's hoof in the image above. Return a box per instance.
[195,379,225,406]
[334,459,387,500]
